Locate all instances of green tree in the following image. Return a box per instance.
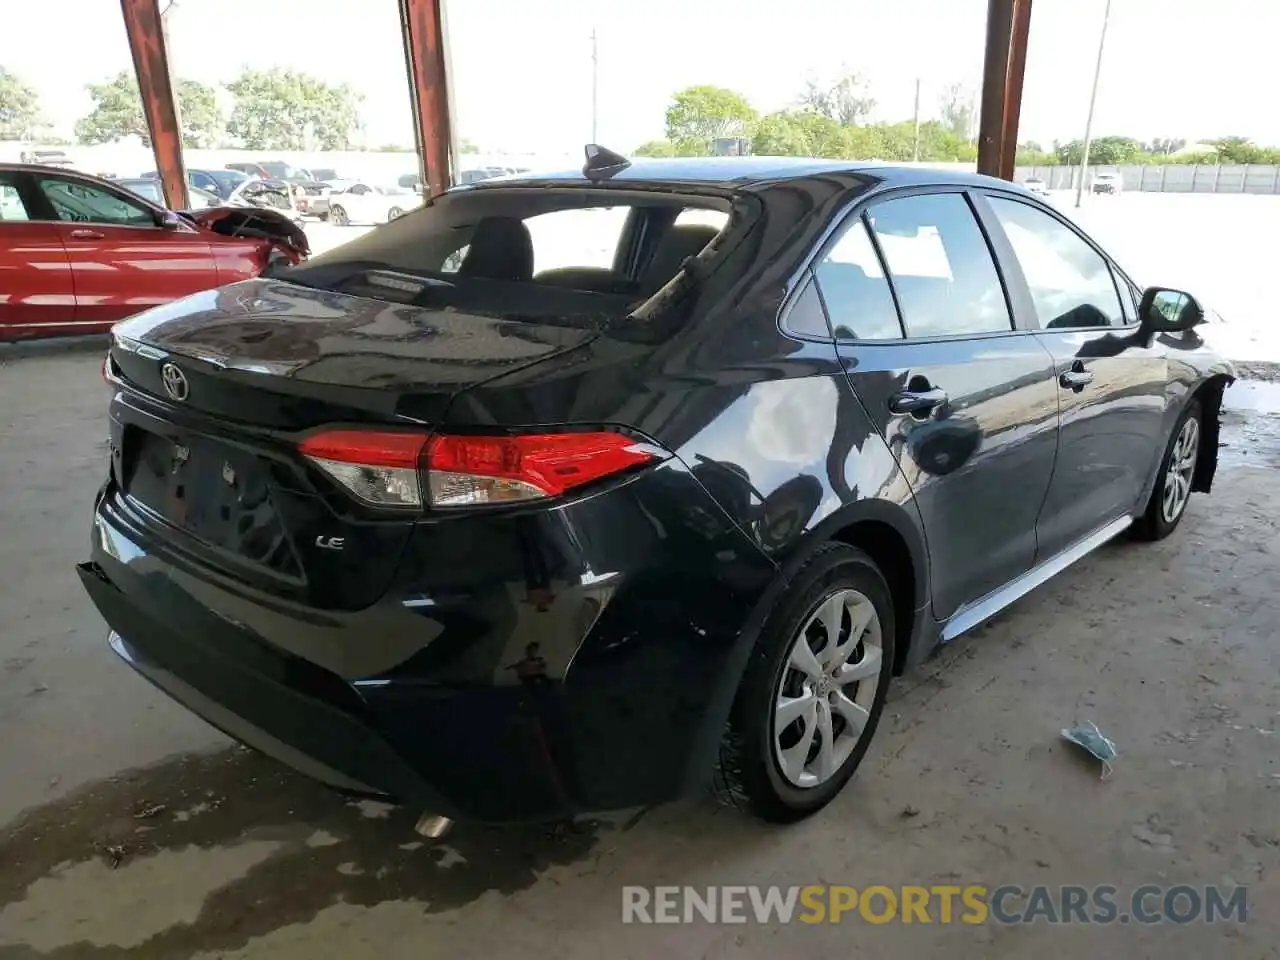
[1206,136,1266,163]
[751,111,844,157]
[74,72,222,147]
[1057,135,1142,165]
[0,67,43,140]
[801,73,875,126]
[226,68,362,150]
[175,80,222,148]
[664,86,756,156]
[633,139,676,157]
[937,82,976,141]
[75,71,145,144]
[1143,137,1186,156]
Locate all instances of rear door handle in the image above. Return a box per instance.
[69,229,105,240]
[888,387,949,415]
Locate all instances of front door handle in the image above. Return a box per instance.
[1059,361,1095,391]
[888,387,949,415]
[68,229,105,240]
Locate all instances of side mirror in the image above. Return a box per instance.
[1139,287,1204,333]
[158,211,184,229]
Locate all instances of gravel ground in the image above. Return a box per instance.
[0,348,1277,958]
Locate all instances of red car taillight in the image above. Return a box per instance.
[298,429,664,509]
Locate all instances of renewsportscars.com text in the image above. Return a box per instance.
[622,884,1247,925]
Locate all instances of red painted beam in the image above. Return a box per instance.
[999,0,1033,181]
[976,0,1033,180]
[120,0,187,209]
[399,0,453,197]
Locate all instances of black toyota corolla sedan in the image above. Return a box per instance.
[81,154,1234,827]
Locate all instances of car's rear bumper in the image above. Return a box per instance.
[80,463,776,823]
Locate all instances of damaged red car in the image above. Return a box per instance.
[0,164,308,341]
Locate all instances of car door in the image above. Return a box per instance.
[977,193,1166,559]
[0,169,79,339]
[33,173,219,328]
[822,189,1060,620]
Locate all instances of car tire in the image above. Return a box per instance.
[1133,398,1202,541]
[387,206,405,221]
[330,205,348,227]
[712,542,895,823]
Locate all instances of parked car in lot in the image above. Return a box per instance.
[326,180,421,225]
[226,161,329,212]
[1092,172,1122,195]
[0,163,308,340]
[116,177,222,209]
[20,148,76,169]
[1023,176,1049,196]
[79,155,1232,828]
[141,167,251,201]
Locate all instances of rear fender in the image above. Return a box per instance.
[682,495,931,794]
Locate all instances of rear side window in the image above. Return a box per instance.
[814,216,902,340]
[867,193,1012,338]
[0,175,31,221]
[986,196,1124,329]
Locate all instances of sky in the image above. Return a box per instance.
[2,0,1277,153]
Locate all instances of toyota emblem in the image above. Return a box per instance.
[160,362,189,402]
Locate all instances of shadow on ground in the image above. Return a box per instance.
[0,748,618,958]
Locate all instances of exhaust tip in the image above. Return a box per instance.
[415,813,454,840]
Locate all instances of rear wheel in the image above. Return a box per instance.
[330,204,349,227]
[1134,399,1202,540]
[713,543,895,822]
[387,206,405,221]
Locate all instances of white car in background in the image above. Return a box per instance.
[1023,176,1049,197]
[325,181,422,226]
[1091,172,1122,195]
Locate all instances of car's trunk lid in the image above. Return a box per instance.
[106,278,604,611]
[111,277,601,427]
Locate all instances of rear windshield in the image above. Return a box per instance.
[278,185,742,324]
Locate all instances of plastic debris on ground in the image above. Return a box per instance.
[1061,721,1119,780]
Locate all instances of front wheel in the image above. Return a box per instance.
[712,543,895,822]
[387,206,405,221]
[1134,399,1202,540]
[329,205,349,227]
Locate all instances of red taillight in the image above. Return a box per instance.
[426,432,661,507]
[297,429,663,509]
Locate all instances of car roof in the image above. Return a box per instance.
[468,156,1016,193]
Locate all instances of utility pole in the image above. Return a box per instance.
[912,78,921,161]
[591,28,599,143]
[1075,0,1112,208]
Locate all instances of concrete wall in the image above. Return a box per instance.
[1015,163,1280,194]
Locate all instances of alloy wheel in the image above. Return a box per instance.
[1161,416,1199,523]
[773,588,884,789]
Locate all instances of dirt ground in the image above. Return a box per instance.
[1,347,1277,959]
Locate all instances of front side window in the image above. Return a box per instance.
[867,193,1012,338]
[987,196,1125,329]
[814,216,902,340]
[38,177,155,226]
